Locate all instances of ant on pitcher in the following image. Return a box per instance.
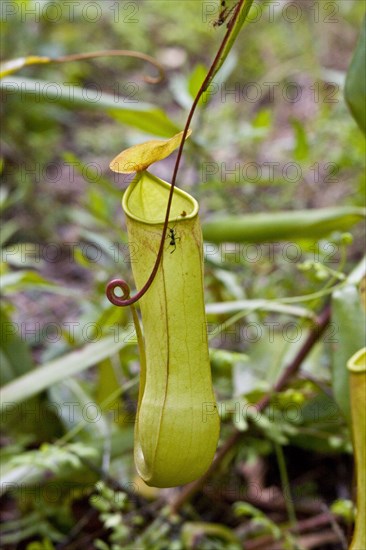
[167,227,180,254]
[213,0,238,28]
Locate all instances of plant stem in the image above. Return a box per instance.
[274,442,297,528]
[54,50,164,83]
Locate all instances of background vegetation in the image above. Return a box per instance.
[1,0,365,549]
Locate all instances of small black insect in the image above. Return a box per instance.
[213,0,238,28]
[167,227,181,254]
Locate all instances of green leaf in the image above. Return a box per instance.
[26,538,55,550]
[234,503,281,538]
[0,221,19,248]
[0,77,179,137]
[96,358,122,409]
[203,207,366,243]
[330,499,355,525]
[0,307,34,384]
[206,300,315,320]
[345,16,366,134]
[291,118,309,161]
[188,64,210,105]
[181,522,241,548]
[48,379,109,437]
[0,429,133,494]
[0,335,132,407]
[0,271,74,296]
[212,0,255,82]
[108,106,180,137]
[331,285,366,422]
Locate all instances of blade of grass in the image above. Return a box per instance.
[0,335,135,407]
[206,300,316,320]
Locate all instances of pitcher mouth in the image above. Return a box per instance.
[122,170,199,225]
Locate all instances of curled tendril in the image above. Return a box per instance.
[54,50,165,84]
[106,216,169,307]
[106,279,131,306]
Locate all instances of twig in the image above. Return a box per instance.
[243,512,343,550]
[245,530,340,550]
[170,304,331,514]
[292,512,341,534]
[54,49,164,83]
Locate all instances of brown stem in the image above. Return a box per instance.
[290,511,342,535]
[233,504,346,550]
[256,304,331,412]
[107,0,252,308]
[245,530,340,550]
[242,512,342,550]
[52,49,165,84]
[170,304,331,514]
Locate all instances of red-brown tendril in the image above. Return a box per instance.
[107,0,249,308]
[106,279,131,306]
